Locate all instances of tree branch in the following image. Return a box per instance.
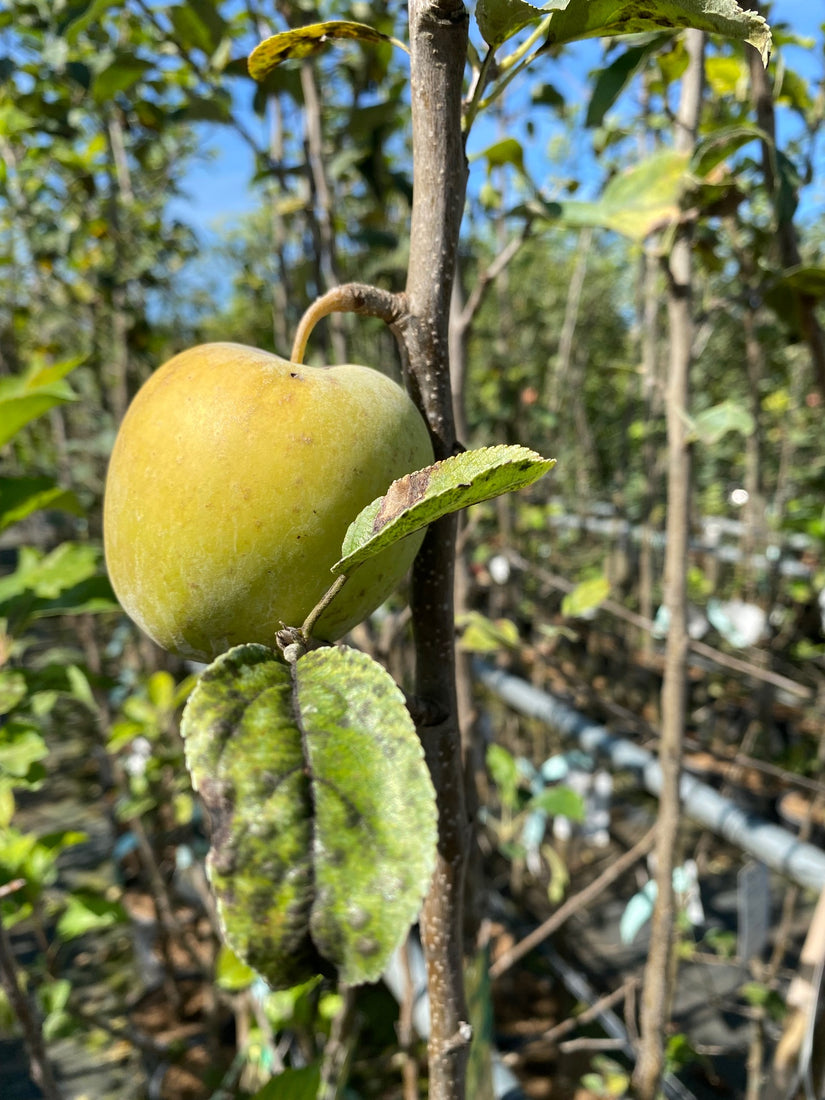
[394,1,471,1097]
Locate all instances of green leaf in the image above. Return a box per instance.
[486,744,520,810]
[0,785,15,828]
[477,0,544,50]
[556,150,690,240]
[0,356,82,449]
[0,544,100,603]
[472,137,526,176]
[686,400,755,445]
[0,477,84,533]
[586,36,669,128]
[546,0,770,61]
[252,1065,321,1100]
[92,57,153,103]
[333,446,554,576]
[181,644,437,988]
[214,944,256,991]
[561,575,610,618]
[64,0,125,43]
[56,891,127,940]
[0,670,28,714]
[705,53,748,96]
[0,723,48,780]
[478,0,771,57]
[457,612,520,653]
[529,786,585,820]
[249,22,404,82]
[777,265,825,299]
[168,2,228,57]
[691,123,764,178]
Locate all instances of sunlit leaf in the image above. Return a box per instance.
[686,400,755,445]
[56,892,127,940]
[252,1065,321,1100]
[472,136,526,176]
[334,446,554,575]
[561,575,610,618]
[214,944,256,991]
[478,0,770,59]
[458,611,520,653]
[0,356,82,449]
[477,0,544,49]
[529,785,585,820]
[249,22,405,82]
[586,36,669,128]
[0,477,84,533]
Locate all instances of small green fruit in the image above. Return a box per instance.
[103,342,433,660]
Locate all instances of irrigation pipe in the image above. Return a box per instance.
[475,662,825,893]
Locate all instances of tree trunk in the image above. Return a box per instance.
[400,1,471,1097]
[632,27,704,1100]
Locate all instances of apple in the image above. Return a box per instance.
[103,342,433,660]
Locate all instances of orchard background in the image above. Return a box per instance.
[1,2,825,1099]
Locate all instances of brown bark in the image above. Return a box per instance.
[400,1,472,1096]
[632,28,704,1100]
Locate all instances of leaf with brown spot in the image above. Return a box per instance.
[333,445,554,576]
[248,21,406,82]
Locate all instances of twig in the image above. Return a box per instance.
[0,906,63,1100]
[489,827,657,979]
[540,978,639,1046]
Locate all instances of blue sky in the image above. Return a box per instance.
[171,3,824,243]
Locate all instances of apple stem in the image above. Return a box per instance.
[301,572,350,639]
[291,284,405,364]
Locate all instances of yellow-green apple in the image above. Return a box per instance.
[103,342,433,660]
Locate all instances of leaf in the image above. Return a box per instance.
[529,785,585,820]
[0,356,82,449]
[0,670,27,714]
[252,1065,321,1100]
[472,137,526,176]
[457,612,520,653]
[477,0,545,49]
[168,2,228,57]
[214,944,256,991]
[249,22,404,82]
[686,400,755,445]
[64,0,125,43]
[0,544,100,603]
[561,575,610,618]
[691,123,764,178]
[181,644,437,989]
[777,265,825,299]
[0,477,84,533]
[544,0,770,62]
[56,892,127,940]
[586,36,669,128]
[478,0,771,59]
[555,150,690,240]
[0,723,48,779]
[92,57,153,103]
[334,446,554,576]
[486,743,520,810]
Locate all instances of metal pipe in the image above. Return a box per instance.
[476,662,825,893]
